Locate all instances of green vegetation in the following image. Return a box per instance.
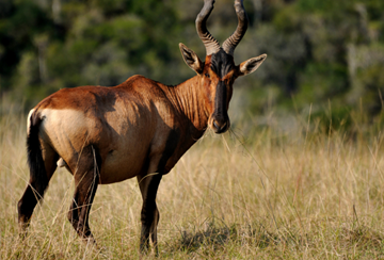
[1,0,384,125]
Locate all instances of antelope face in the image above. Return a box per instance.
[179,46,266,134]
[205,50,267,133]
[204,50,235,133]
[179,0,267,134]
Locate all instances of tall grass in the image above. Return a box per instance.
[1,106,384,259]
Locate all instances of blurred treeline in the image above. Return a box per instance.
[1,0,384,129]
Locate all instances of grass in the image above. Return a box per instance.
[1,106,384,259]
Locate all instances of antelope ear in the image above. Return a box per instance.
[239,54,267,76]
[179,43,204,74]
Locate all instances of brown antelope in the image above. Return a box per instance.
[18,0,266,254]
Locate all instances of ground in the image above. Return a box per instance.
[1,111,384,259]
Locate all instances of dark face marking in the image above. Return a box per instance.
[210,49,235,78]
[212,80,228,133]
[206,49,236,134]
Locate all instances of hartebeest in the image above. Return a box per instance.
[18,0,266,254]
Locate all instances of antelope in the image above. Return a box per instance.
[18,0,266,254]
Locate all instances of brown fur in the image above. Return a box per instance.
[17,0,267,255]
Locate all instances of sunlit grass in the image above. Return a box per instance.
[1,107,384,259]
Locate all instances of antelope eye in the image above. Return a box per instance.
[205,73,210,78]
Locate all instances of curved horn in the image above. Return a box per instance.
[222,0,248,56]
[196,0,221,56]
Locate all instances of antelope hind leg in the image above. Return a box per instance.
[18,144,58,236]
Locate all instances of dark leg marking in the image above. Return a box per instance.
[18,144,58,235]
[137,173,162,256]
[67,145,101,243]
[138,129,180,256]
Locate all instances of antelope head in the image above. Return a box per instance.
[179,0,267,134]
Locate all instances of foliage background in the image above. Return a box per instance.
[2,1,384,258]
[1,0,384,129]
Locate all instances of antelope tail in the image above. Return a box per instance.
[26,112,48,198]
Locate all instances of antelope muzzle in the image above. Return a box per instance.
[210,116,230,134]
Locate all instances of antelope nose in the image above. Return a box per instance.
[213,120,228,134]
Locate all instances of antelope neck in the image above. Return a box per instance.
[163,76,210,132]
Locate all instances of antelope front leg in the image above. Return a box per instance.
[137,173,162,256]
[67,146,101,244]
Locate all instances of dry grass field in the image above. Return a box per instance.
[2,105,384,259]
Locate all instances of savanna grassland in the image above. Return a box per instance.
[2,106,384,259]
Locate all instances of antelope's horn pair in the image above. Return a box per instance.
[196,0,248,56]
